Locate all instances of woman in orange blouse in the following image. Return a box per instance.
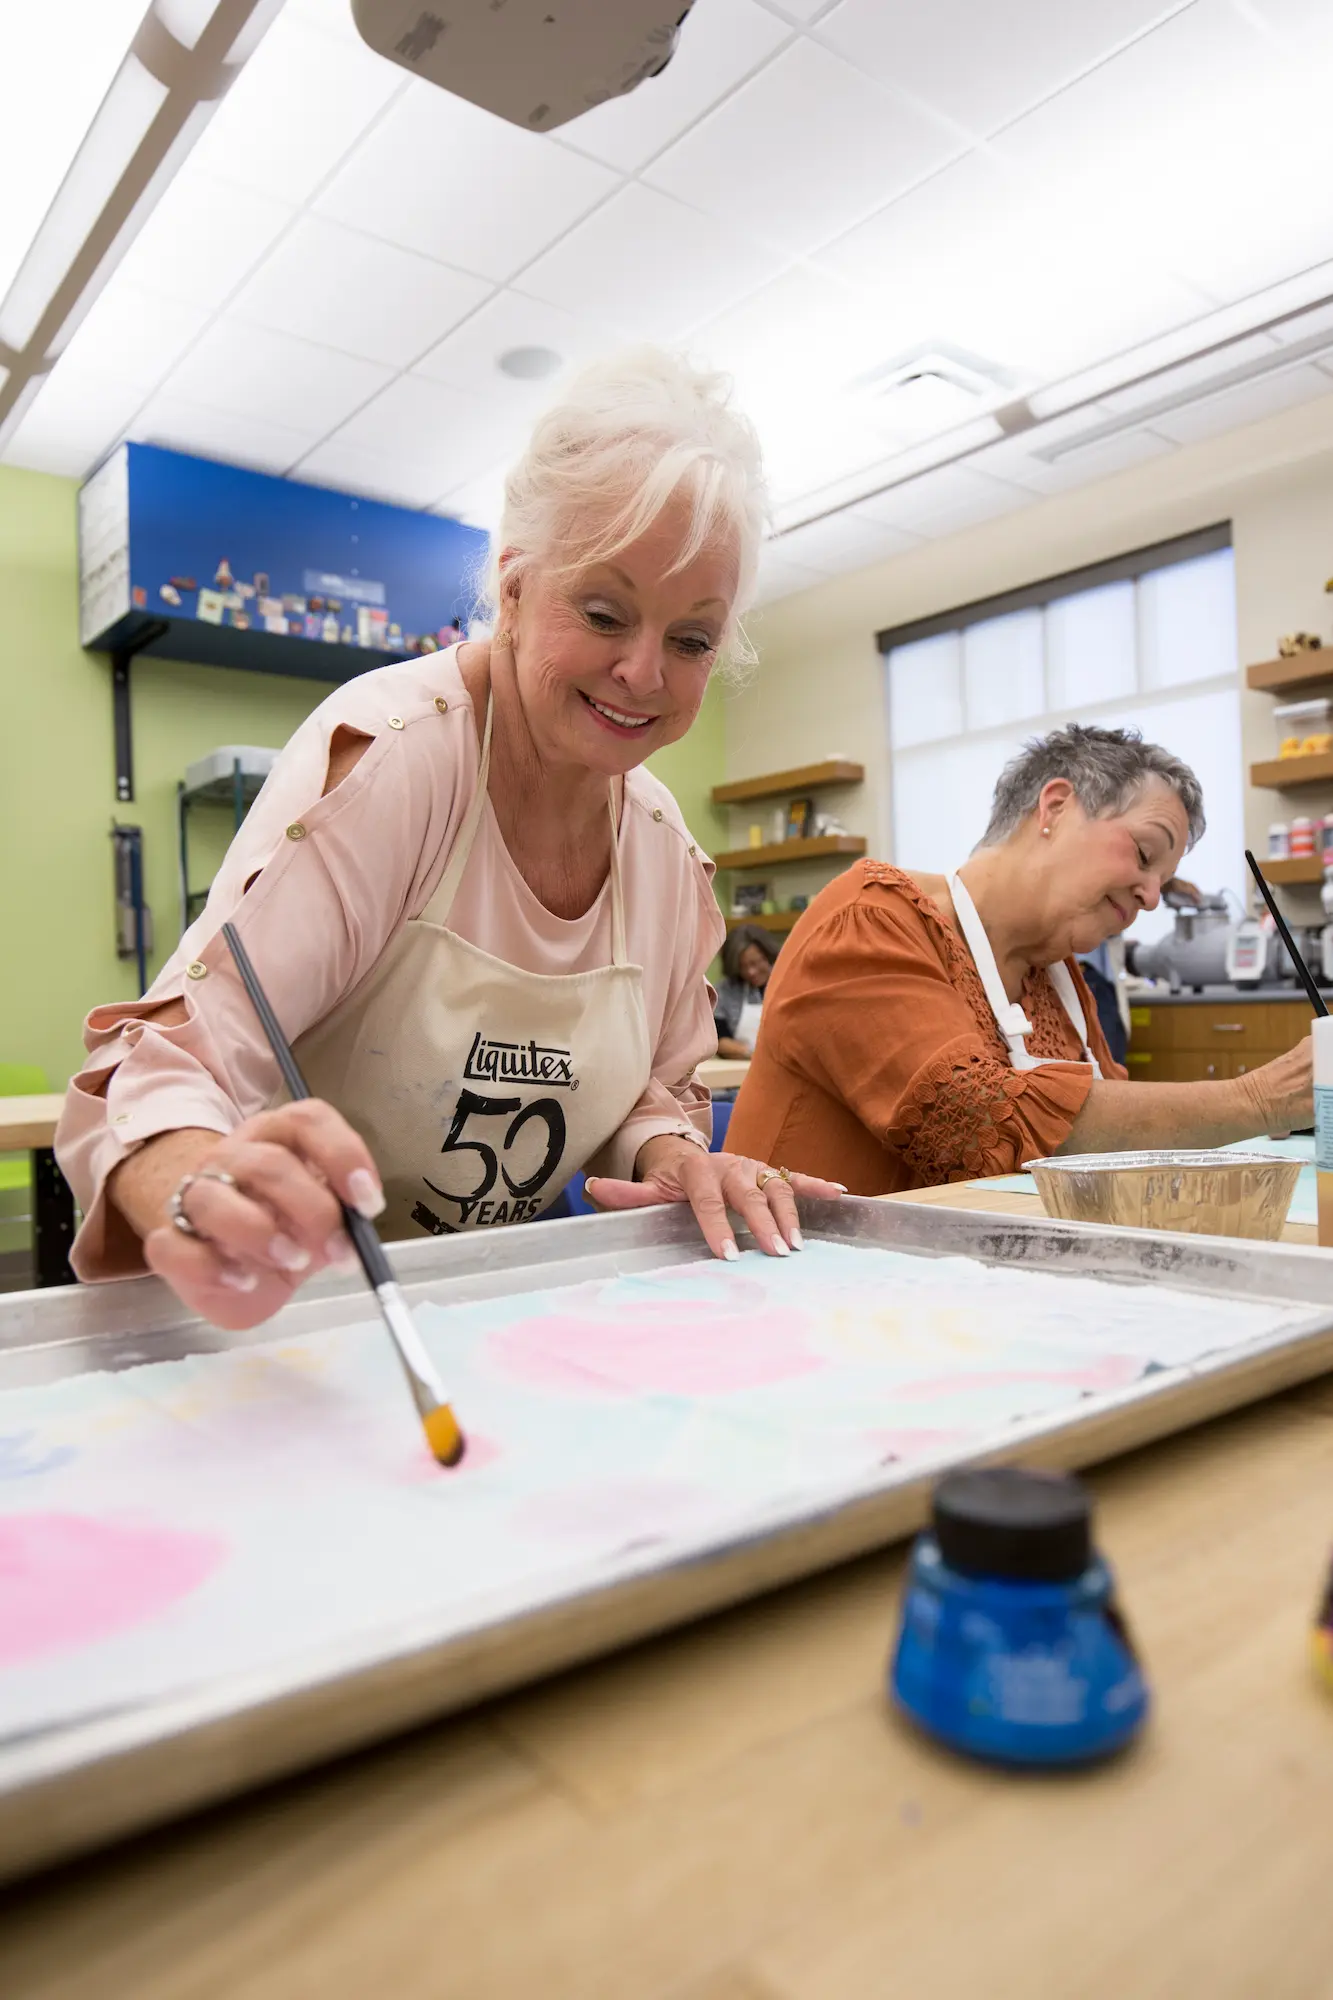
[726,725,1313,1194]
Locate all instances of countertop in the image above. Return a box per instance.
[1128,984,1319,1007]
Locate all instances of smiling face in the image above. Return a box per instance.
[737,943,772,988]
[1043,775,1191,956]
[499,502,738,779]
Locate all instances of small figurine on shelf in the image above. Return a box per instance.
[214,557,234,588]
[1278,632,1323,656]
[732,883,768,917]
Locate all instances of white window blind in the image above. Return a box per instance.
[884,543,1240,946]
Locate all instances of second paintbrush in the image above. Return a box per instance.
[220,920,466,1468]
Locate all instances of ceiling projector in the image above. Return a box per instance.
[351,0,699,131]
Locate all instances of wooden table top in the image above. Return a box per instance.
[0,1095,64,1152]
[889,1172,1321,1249]
[3,1183,1332,1996]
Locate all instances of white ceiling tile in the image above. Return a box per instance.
[852,462,1032,537]
[1148,364,1333,446]
[229,217,492,368]
[1022,425,1177,490]
[187,11,406,208]
[558,0,790,171]
[818,0,1178,138]
[1097,335,1285,416]
[992,3,1333,301]
[162,319,393,433]
[324,375,531,491]
[2,364,146,479]
[816,148,1209,383]
[56,281,211,392]
[1270,298,1333,347]
[315,83,619,283]
[292,437,452,510]
[114,170,297,312]
[768,510,921,575]
[644,41,961,256]
[436,462,509,535]
[124,392,323,477]
[519,183,786,338]
[752,544,829,604]
[756,0,840,22]
[412,290,619,395]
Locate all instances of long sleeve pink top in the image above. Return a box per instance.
[58,648,724,1279]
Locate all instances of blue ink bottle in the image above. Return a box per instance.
[890,1466,1149,1767]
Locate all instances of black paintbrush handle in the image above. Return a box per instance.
[1243,850,1329,1018]
[220,921,396,1287]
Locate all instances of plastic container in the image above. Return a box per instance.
[1269,822,1292,860]
[889,1466,1149,1767]
[1275,697,1333,758]
[1315,1017,1333,1249]
[1320,814,1333,859]
[1291,815,1316,858]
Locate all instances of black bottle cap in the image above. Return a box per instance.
[932,1467,1092,1583]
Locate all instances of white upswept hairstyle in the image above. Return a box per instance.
[480,346,768,672]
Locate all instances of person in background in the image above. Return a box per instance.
[725,726,1312,1194]
[714,924,780,1059]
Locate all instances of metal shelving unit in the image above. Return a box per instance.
[176,754,274,936]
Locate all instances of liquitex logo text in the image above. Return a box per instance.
[462,1031,579,1089]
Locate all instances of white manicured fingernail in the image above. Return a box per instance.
[348,1169,385,1219]
[771,1236,790,1257]
[269,1233,311,1273]
[720,1239,739,1261]
[219,1266,258,1293]
[790,1228,805,1251]
[830,1183,849,1194]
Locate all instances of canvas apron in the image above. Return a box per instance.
[948,871,1103,1078]
[294,697,651,1239]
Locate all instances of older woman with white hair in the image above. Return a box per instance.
[59,349,841,1328]
[728,724,1314,1194]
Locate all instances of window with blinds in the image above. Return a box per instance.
[879,526,1240,946]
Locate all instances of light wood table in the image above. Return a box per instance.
[698,1055,751,1092]
[4,1191,1333,1996]
[0,1094,75,1287]
[889,1172,1320,1248]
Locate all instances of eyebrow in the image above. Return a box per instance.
[604,565,726,613]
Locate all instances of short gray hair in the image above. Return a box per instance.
[980,724,1205,849]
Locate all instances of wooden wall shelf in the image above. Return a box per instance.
[1246,655,1333,696]
[724,909,805,934]
[1259,856,1325,885]
[1250,753,1333,790]
[715,833,866,871]
[711,759,864,807]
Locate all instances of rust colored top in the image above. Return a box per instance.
[725,860,1124,1195]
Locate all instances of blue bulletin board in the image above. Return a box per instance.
[78,442,491,683]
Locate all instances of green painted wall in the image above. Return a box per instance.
[0,464,335,1090]
[0,464,729,1091]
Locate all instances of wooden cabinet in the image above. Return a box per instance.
[1127,999,1313,1081]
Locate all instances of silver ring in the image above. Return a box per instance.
[168,1166,238,1239]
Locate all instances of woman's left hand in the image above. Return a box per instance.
[584,1135,845,1259]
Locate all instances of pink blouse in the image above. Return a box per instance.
[58,648,725,1278]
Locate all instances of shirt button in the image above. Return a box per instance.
[434,697,448,714]
[652,808,664,823]
[688,842,696,857]
[186,960,208,980]
[112,1113,130,1125]
[286,822,306,841]
[387,715,405,730]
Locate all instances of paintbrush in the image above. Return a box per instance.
[1243,849,1330,1019]
[220,920,466,1467]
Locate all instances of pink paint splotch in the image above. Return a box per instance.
[399,1430,504,1484]
[0,1513,225,1668]
[489,1290,824,1398]
[893,1352,1144,1400]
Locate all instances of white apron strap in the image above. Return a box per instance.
[422,687,629,966]
[948,871,1039,1070]
[948,870,1101,1076]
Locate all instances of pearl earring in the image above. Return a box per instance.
[1040,826,1052,838]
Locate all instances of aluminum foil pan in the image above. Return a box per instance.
[1027,1150,1302,1241]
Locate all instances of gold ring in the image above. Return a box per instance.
[756,1165,791,1191]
